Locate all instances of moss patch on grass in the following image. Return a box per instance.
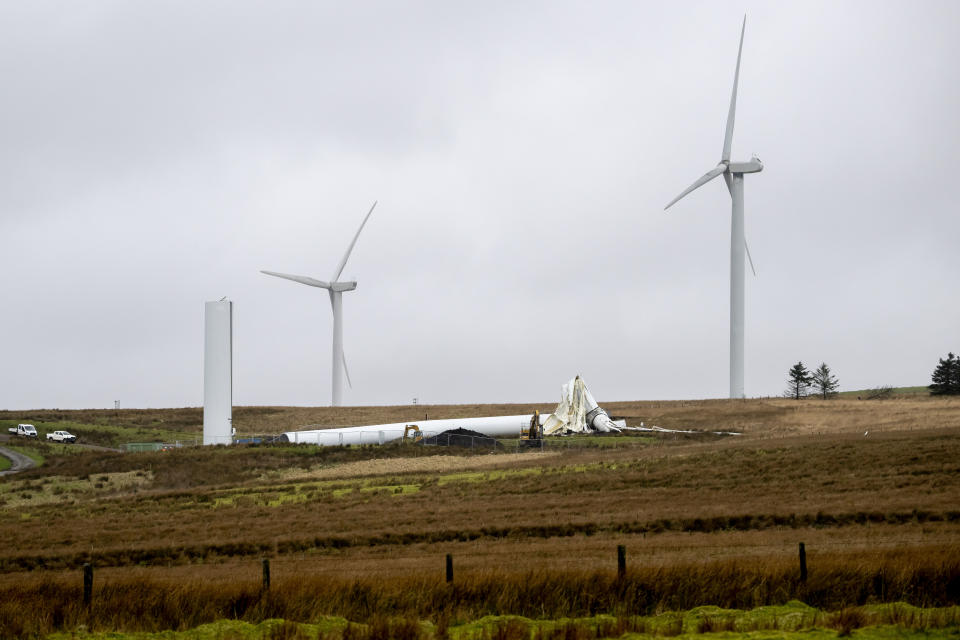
[45,617,349,639]
[36,603,960,639]
[0,469,153,508]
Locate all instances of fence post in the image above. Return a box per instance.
[262,557,271,591]
[446,554,453,583]
[83,563,93,606]
[617,545,626,579]
[798,542,807,582]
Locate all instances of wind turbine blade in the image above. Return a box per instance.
[723,171,733,196]
[331,200,377,282]
[745,236,757,276]
[722,16,746,162]
[261,270,331,289]
[342,352,353,389]
[664,165,726,210]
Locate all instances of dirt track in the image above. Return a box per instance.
[0,444,35,476]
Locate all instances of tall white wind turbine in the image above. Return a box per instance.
[665,16,762,399]
[262,201,378,406]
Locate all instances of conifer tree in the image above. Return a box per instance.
[810,363,839,399]
[786,362,812,400]
[929,352,960,395]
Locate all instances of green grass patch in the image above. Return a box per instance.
[206,463,553,508]
[208,476,421,508]
[437,466,544,486]
[45,617,350,640]
[359,483,420,496]
[147,461,626,512]
[0,418,193,449]
[0,455,10,472]
[838,386,930,398]
[35,603,960,639]
[891,386,932,394]
[437,470,488,485]
[66,422,195,448]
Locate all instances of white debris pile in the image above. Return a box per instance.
[541,376,624,435]
[620,425,742,436]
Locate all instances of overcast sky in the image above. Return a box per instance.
[2,0,958,410]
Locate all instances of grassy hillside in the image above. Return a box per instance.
[0,417,193,449]
[837,385,931,398]
[3,393,957,445]
[1,397,959,636]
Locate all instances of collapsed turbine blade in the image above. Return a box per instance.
[722,15,746,162]
[331,200,378,282]
[745,236,757,276]
[261,270,331,289]
[664,164,727,210]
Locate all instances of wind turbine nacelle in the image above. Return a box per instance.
[728,156,763,174]
[330,281,357,292]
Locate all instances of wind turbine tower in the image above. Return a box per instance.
[665,16,762,399]
[262,201,377,407]
[203,298,233,445]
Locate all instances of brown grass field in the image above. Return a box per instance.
[1,395,959,636]
[5,393,958,436]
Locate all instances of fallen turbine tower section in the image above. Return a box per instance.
[279,376,624,445]
[281,415,533,446]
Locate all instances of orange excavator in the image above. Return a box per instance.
[402,424,423,444]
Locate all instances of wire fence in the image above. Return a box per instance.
[123,430,682,453]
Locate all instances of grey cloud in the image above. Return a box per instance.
[1,0,958,409]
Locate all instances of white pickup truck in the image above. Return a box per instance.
[46,430,78,443]
[8,424,38,438]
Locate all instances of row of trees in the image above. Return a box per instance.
[784,351,959,399]
[786,362,839,399]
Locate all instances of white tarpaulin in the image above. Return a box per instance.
[541,376,622,435]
